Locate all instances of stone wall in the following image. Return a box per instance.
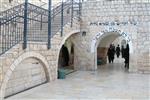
[5,57,47,97]
[0,17,80,99]
[69,33,94,70]
[0,0,150,99]
[73,0,150,72]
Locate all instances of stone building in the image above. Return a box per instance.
[0,0,149,99]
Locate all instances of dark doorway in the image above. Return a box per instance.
[58,44,75,79]
[58,45,70,68]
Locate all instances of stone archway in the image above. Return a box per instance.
[90,28,133,70]
[58,42,75,70]
[1,52,51,99]
[56,30,80,71]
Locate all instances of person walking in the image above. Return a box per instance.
[124,44,129,69]
[116,44,121,58]
[121,45,125,58]
[107,44,114,63]
[112,44,115,63]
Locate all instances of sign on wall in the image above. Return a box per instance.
[90,20,137,53]
[89,21,137,26]
[90,27,132,53]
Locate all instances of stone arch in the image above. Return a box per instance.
[90,28,133,70]
[1,52,51,99]
[56,30,80,70]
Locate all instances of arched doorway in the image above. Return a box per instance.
[58,43,75,69]
[97,32,127,65]
[57,34,77,78]
[58,42,75,68]
[97,33,119,65]
[91,29,133,70]
[58,44,70,68]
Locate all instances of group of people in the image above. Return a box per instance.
[107,44,130,69]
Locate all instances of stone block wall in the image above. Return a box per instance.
[0,17,80,99]
[69,33,95,70]
[0,0,150,99]
[5,58,47,97]
[76,0,150,72]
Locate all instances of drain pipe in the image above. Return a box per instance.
[61,0,64,37]
[48,0,52,49]
[71,0,74,27]
[23,0,28,49]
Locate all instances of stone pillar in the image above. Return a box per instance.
[136,22,150,73]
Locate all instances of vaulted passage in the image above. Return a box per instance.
[97,32,129,69]
[58,35,76,78]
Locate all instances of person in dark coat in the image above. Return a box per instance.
[121,45,125,58]
[116,44,121,58]
[107,44,114,63]
[124,44,129,69]
[112,44,115,63]
[62,45,69,66]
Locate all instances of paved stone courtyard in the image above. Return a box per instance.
[1,0,150,99]
[6,59,150,100]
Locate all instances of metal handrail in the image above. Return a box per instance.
[0,0,81,55]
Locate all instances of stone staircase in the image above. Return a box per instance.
[0,1,81,99]
[0,0,47,12]
[0,17,80,97]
